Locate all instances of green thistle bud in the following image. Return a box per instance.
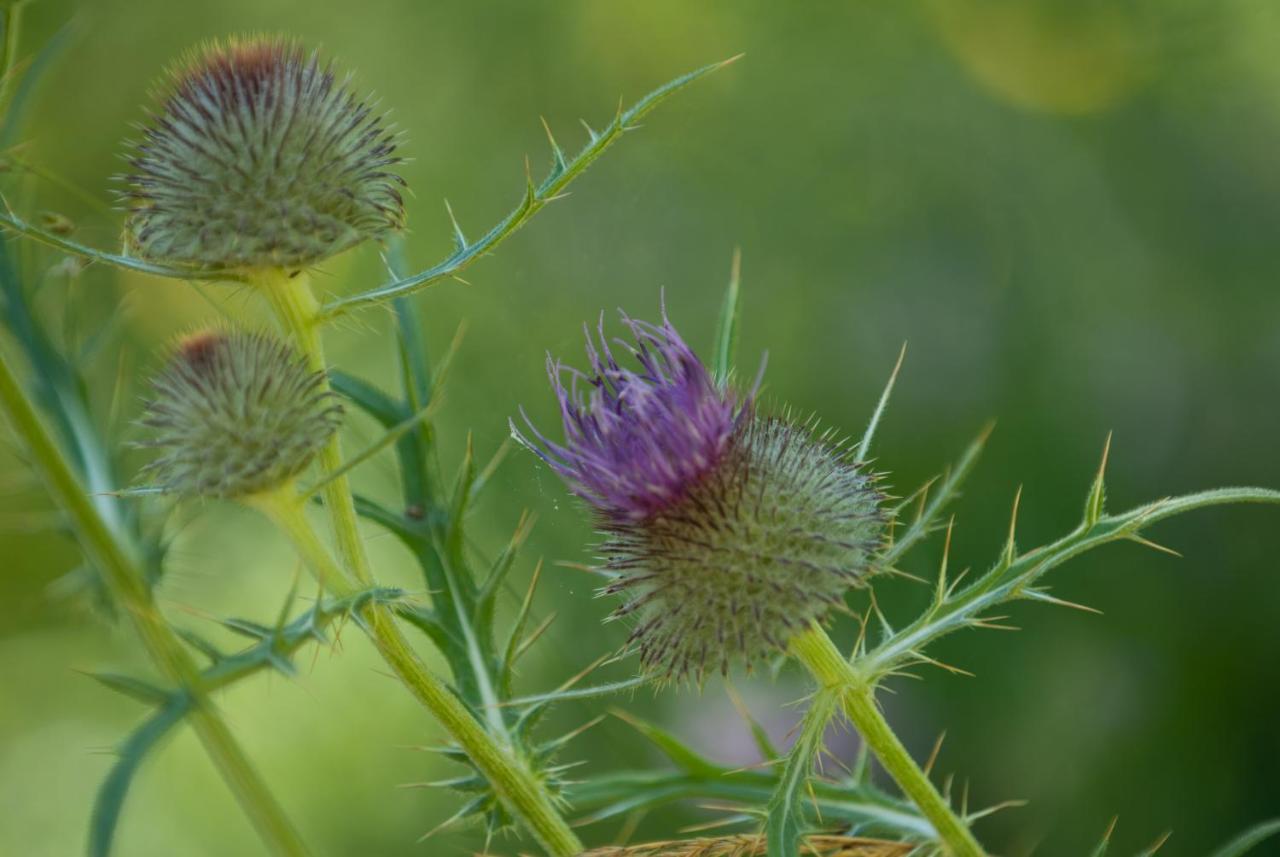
[140,330,342,498]
[603,414,885,681]
[121,37,405,272]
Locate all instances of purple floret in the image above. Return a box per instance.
[514,309,737,522]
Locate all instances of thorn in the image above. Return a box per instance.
[1127,534,1183,558]
[913,650,975,677]
[935,517,955,605]
[443,198,467,250]
[923,730,946,778]
[514,611,557,662]
[1085,432,1113,527]
[1004,485,1023,567]
[1143,831,1173,854]
[539,115,567,170]
[1022,588,1103,615]
[967,798,1030,821]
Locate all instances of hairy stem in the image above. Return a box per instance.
[251,269,580,852]
[790,623,983,857]
[248,486,583,856]
[0,351,310,857]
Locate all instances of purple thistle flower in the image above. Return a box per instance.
[513,309,737,523]
[515,305,884,682]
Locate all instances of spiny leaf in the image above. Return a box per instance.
[317,55,742,319]
[765,688,841,857]
[858,484,1280,681]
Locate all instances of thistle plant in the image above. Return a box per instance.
[0,10,1278,857]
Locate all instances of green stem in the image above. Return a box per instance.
[251,269,580,853]
[248,487,584,856]
[254,270,372,586]
[0,351,309,857]
[790,622,984,857]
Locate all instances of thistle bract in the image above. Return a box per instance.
[122,37,405,272]
[140,330,342,498]
[516,311,884,681]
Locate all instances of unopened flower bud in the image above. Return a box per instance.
[515,310,884,682]
[122,37,405,272]
[140,330,342,498]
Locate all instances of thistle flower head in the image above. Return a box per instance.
[516,309,884,682]
[122,36,405,272]
[515,311,737,522]
[140,329,342,498]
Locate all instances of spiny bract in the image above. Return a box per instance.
[121,36,405,272]
[516,309,884,682]
[140,330,342,498]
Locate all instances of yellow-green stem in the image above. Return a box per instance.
[250,269,580,853]
[0,351,310,857]
[790,622,985,857]
[254,269,372,586]
[248,486,584,856]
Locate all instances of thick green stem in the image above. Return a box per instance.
[251,269,580,852]
[790,623,984,857]
[248,487,583,856]
[0,351,309,857]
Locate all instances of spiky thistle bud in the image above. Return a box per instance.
[515,310,884,682]
[140,330,342,498]
[121,37,405,272]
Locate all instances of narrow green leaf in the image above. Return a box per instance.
[301,396,439,500]
[858,342,907,462]
[710,248,741,387]
[610,709,720,777]
[89,700,189,857]
[503,676,646,709]
[85,672,172,706]
[351,493,425,546]
[329,371,405,428]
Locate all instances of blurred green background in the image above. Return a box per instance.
[2,0,1279,854]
